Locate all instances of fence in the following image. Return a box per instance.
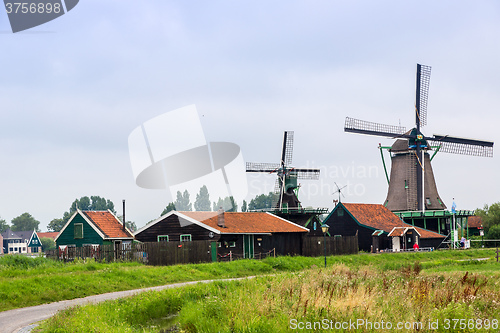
[302,236,358,257]
[46,235,358,266]
[46,240,213,266]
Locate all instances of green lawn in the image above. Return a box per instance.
[22,248,500,332]
[1,248,497,312]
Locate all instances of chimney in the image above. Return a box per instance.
[217,207,225,228]
[122,199,126,232]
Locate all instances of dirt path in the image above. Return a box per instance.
[1,277,253,333]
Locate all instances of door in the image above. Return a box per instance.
[392,237,400,252]
[243,235,254,259]
[210,241,217,262]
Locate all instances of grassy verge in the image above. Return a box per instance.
[36,254,500,332]
[0,248,496,312]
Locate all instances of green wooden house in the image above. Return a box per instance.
[55,209,134,252]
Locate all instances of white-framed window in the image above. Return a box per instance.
[228,241,236,248]
[157,235,169,242]
[74,223,84,239]
[180,234,192,242]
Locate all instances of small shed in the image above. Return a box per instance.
[134,210,309,259]
[388,227,420,251]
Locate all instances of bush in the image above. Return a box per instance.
[486,224,500,240]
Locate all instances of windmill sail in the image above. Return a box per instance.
[345,63,494,213]
[246,131,320,210]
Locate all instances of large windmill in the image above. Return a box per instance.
[246,131,320,211]
[345,64,494,212]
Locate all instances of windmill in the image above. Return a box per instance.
[246,131,320,211]
[345,64,494,212]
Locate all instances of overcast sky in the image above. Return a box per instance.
[1,0,499,231]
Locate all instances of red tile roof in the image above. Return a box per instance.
[179,211,308,234]
[468,216,483,229]
[342,203,445,239]
[37,232,59,240]
[83,211,134,239]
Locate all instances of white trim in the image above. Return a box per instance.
[55,209,107,241]
[388,227,421,238]
[220,232,273,235]
[106,209,134,237]
[134,211,221,236]
[264,212,310,232]
[54,211,79,242]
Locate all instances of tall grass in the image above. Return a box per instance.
[1,248,497,312]
[37,259,500,332]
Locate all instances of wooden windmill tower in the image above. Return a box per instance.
[345,64,494,213]
[246,131,321,212]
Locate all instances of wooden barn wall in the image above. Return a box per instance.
[56,213,103,247]
[419,237,444,249]
[302,236,358,256]
[274,213,324,237]
[325,211,374,252]
[135,215,220,243]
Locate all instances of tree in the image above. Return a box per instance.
[68,196,116,214]
[194,185,211,211]
[248,192,276,211]
[241,200,248,212]
[475,202,500,232]
[174,190,192,211]
[212,196,237,212]
[0,217,9,233]
[116,215,137,232]
[11,213,40,232]
[487,224,500,240]
[126,221,137,232]
[47,218,65,232]
[40,237,56,252]
[57,196,117,230]
[161,202,176,216]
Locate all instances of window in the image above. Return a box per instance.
[425,198,431,206]
[337,208,344,216]
[74,223,83,239]
[228,241,236,248]
[405,180,409,189]
[157,235,169,242]
[180,234,192,242]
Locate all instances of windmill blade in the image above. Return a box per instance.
[345,117,406,138]
[416,64,431,128]
[428,135,494,157]
[294,168,321,180]
[246,162,281,172]
[281,131,294,167]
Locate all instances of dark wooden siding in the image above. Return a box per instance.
[135,214,220,243]
[274,213,324,237]
[56,213,103,247]
[324,209,375,252]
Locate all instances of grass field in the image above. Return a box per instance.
[25,248,500,332]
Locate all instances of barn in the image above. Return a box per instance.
[323,202,446,251]
[134,209,309,258]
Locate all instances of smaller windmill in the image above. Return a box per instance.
[246,131,320,211]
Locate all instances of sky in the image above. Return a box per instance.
[1,0,499,231]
